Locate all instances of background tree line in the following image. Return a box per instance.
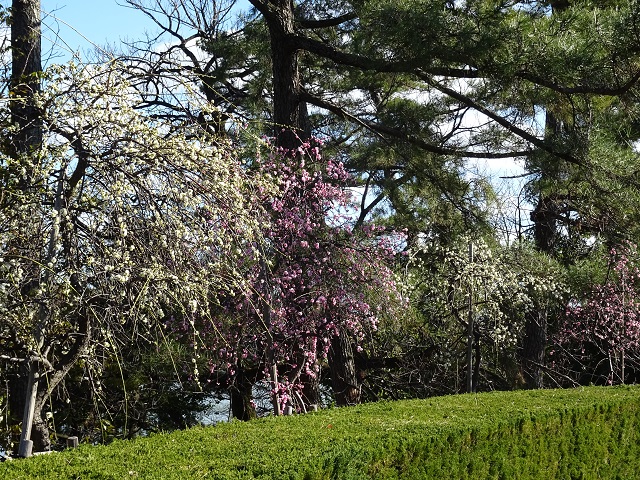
[3,0,640,456]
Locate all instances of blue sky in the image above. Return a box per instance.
[40,0,251,63]
[42,1,156,61]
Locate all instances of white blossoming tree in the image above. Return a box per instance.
[0,61,266,455]
[402,238,565,394]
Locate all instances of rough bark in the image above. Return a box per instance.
[328,328,360,406]
[521,157,555,388]
[522,113,564,389]
[531,195,558,255]
[249,0,309,147]
[521,309,547,389]
[10,0,42,163]
[521,0,568,388]
[266,0,301,147]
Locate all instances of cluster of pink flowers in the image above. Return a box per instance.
[557,242,640,383]
[204,139,404,407]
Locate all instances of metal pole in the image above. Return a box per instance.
[18,363,38,457]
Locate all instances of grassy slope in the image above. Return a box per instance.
[1,385,640,479]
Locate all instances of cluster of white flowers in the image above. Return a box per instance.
[0,60,274,377]
[402,236,566,350]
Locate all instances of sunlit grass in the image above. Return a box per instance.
[2,385,639,479]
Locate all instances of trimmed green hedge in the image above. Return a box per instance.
[2,386,640,479]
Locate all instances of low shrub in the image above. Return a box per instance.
[2,385,639,479]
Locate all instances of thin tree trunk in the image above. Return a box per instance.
[472,330,480,393]
[466,242,474,393]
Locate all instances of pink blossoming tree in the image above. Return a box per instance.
[556,242,640,385]
[194,139,404,418]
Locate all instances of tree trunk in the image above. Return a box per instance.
[466,242,474,393]
[472,329,480,393]
[8,0,42,426]
[521,309,547,389]
[531,195,558,254]
[522,0,567,381]
[229,367,257,421]
[301,365,321,409]
[253,0,310,148]
[9,0,45,456]
[10,0,42,163]
[328,328,360,406]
